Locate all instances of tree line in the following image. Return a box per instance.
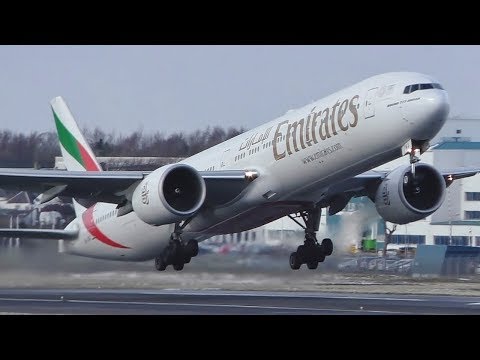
[0,126,246,168]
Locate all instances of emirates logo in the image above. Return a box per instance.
[141,182,150,205]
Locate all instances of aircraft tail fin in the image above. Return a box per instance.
[50,96,102,172]
[50,96,102,217]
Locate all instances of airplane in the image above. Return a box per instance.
[0,71,477,271]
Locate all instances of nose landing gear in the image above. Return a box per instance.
[409,147,421,179]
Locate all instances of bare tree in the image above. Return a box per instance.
[0,125,247,165]
[383,223,397,257]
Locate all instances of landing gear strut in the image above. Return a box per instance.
[288,207,333,270]
[154,219,198,271]
[406,146,422,195]
[408,147,421,179]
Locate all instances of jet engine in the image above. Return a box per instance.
[374,163,446,224]
[132,163,206,226]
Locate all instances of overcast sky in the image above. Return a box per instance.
[0,45,478,135]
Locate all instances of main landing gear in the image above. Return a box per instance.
[288,208,333,270]
[154,220,198,271]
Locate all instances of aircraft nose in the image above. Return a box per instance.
[403,90,450,140]
[424,91,450,123]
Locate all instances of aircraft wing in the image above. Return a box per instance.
[437,166,480,180]
[352,166,480,184]
[0,168,257,206]
[321,166,480,215]
[0,228,78,239]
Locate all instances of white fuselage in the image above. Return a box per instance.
[62,72,450,261]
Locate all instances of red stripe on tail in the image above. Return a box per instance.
[78,141,101,171]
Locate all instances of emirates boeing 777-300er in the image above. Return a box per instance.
[0,72,477,271]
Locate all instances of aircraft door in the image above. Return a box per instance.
[365,87,378,119]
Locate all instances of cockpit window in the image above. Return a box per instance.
[420,83,433,90]
[403,82,444,94]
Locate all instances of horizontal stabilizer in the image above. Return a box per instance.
[0,228,78,240]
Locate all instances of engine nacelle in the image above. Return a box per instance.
[132,163,206,226]
[374,163,446,224]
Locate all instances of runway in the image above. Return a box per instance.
[0,289,480,314]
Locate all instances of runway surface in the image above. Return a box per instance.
[0,289,480,314]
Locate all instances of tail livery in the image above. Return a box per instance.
[51,96,102,216]
[51,96,102,172]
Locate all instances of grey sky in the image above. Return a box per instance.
[0,45,479,135]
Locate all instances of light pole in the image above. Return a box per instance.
[449,219,452,246]
[449,212,460,246]
[33,132,50,169]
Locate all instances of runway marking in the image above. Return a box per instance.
[0,297,60,303]
[320,295,425,302]
[467,302,480,306]
[136,291,426,302]
[0,312,37,315]
[66,299,412,314]
[0,296,411,314]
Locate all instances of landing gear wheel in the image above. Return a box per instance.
[155,257,167,271]
[184,256,191,264]
[322,238,333,256]
[290,252,301,270]
[186,239,199,257]
[307,261,318,270]
[296,244,306,259]
[173,262,184,271]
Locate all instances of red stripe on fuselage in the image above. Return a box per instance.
[82,206,130,249]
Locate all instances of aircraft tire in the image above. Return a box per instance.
[290,252,301,270]
[155,257,167,271]
[322,238,333,256]
[186,240,199,257]
[173,262,184,271]
[296,244,306,260]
